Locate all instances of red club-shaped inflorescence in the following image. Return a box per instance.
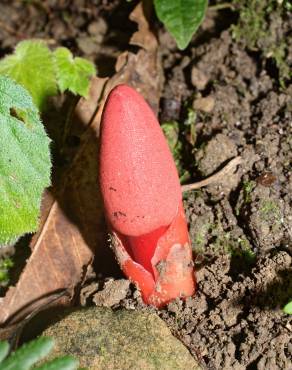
[99,84,195,307]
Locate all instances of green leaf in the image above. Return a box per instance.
[0,41,57,110]
[35,356,78,370]
[0,40,96,109]
[0,338,79,370]
[53,47,96,98]
[0,337,53,370]
[283,300,292,314]
[0,76,51,245]
[154,0,208,49]
[0,341,9,363]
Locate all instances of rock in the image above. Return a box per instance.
[193,96,215,113]
[42,307,200,370]
[191,67,208,90]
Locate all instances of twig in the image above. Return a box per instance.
[181,156,242,193]
[208,3,235,11]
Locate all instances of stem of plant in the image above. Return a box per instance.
[99,84,195,307]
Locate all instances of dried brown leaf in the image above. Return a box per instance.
[130,1,157,51]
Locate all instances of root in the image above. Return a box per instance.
[181,156,242,193]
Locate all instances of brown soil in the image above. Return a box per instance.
[0,1,291,369]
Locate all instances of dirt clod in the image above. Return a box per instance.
[93,279,130,307]
[193,96,215,113]
[191,67,209,90]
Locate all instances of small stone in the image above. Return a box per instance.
[88,18,108,36]
[52,20,67,40]
[191,67,208,90]
[41,307,200,369]
[193,96,215,113]
[77,36,97,55]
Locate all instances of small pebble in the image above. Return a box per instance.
[77,36,97,55]
[88,18,108,37]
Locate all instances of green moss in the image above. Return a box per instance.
[194,217,255,263]
[260,200,281,222]
[231,0,291,84]
[235,180,256,215]
[232,0,267,49]
[237,237,256,262]
[213,234,255,263]
[42,308,200,369]
[162,120,191,182]
[243,180,256,203]
[194,223,211,249]
[183,108,197,146]
[0,257,13,287]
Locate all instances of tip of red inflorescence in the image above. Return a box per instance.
[99,84,181,236]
